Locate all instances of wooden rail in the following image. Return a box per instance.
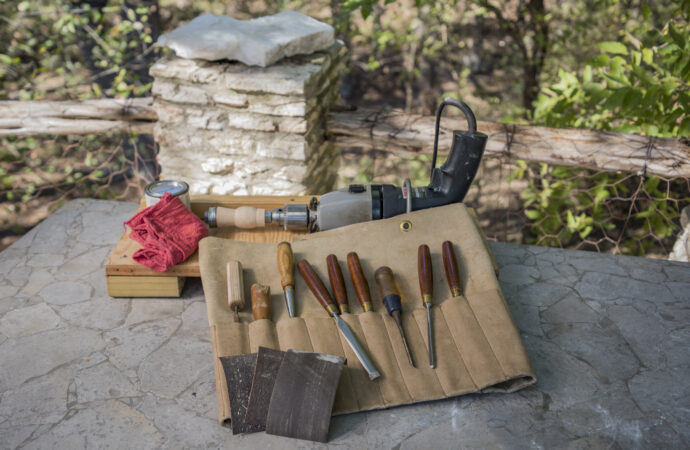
[0,98,156,136]
[1,98,688,178]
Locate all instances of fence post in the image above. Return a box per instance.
[149,42,344,195]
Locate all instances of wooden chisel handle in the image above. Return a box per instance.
[374,266,401,311]
[418,244,433,305]
[442,241,463,297]
[347,252,373,312]
[251,283,271,320]
[297,260,338,315]
[326,254,349,313]
[277,242,295,290]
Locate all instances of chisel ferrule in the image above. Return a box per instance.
[325,304,339,315]
[362,302,373,312]
[382,294,402,314]
[451,287,462,297]
[422,294,433,305]
[339,304,349,314]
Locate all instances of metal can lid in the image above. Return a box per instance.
[145,180,189,198]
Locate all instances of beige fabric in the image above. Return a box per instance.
[199,203,536,423]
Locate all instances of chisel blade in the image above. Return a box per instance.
[334,314,381,381]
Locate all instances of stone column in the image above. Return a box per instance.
[149,42,343,195]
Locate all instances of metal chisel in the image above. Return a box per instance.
[374,266,415,367]
[297,259,381,381]
[418,244,435,368]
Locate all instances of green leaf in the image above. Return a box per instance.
[642,48,653,65]
[597,41,628,55]
[589,54,610,67]
[679,117,690,138]
[604,88,629,110]
[525,209,541,220]
[668,23,686,49]
[622,88,643,111]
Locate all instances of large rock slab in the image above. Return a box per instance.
[157,11,334,67]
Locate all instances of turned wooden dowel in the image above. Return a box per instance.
[226,261,245,322]
[215,206,266,229]
[326,254,349,313]
[347,252,373,312]
[251,283,272,321]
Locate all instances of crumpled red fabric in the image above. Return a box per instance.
[124,192,208,272]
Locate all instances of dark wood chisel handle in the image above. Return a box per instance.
[297,260,338,315]
[251,283,271,321]
[418,244,433,305]
[326,254,349,313]
[442,241,463,297]
[347,252,373,312]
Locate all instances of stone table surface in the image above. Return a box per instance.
[0,199,688,449]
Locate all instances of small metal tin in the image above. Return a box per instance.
[145,180,190,209]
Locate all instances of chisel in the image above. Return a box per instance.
[297,259,381,381]
[346,252,373,312]
[326,254,349,314]
[374,266,415,367]
[418,244,435,368]
[277,242,296,318]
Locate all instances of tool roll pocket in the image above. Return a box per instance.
[303,316,359,413]
[439,295,506,389]
[389,308,445,402]
[357,312,411,407]
[336,314,384,412]
[463,289,535,391]
[411,305,474,396]
[275,317,313,352]
[247,318,278,353]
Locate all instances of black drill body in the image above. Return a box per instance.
[313,99,488,231]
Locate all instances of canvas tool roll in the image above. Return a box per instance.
[199,203,536,425]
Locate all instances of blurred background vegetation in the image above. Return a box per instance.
[0,0,688,256]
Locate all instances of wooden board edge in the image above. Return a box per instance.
[107,275,186,298]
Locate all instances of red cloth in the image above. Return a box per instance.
[124,193,208,272]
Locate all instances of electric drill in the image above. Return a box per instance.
[204,98,488,232]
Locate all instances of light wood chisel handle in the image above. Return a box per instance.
[251,283,271,321]
[226,260,245,322]
[347,252,373,312]
[442,241,463,297]
[277,242,295,290]
[326,254,349,313]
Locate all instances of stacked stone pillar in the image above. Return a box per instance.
[149,42,343,195]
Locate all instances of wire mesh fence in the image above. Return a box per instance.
[0,133,158,249]
[2,132,687,257]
